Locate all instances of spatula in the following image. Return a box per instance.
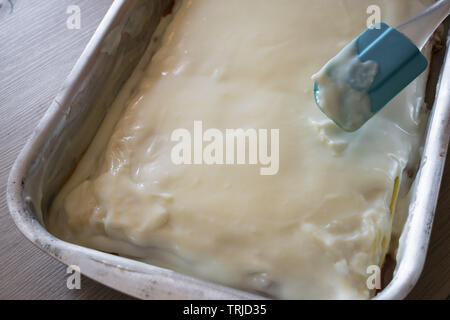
[313,0,450,131]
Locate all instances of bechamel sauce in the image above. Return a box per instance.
[312,40,378,131]
[48,0,433,299]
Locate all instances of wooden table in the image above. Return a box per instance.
[0,0,448,300]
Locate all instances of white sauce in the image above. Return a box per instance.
[312,40,378,131]
[48,0,433,299]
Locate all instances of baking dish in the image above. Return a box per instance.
[6,0,450,299]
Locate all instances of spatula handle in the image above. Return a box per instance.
[397,0,450,50]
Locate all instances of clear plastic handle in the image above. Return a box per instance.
[397,0,450,49]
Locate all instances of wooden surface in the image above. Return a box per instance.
[0,0,448,300]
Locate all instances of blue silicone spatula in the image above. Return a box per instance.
[313,0,450,132]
